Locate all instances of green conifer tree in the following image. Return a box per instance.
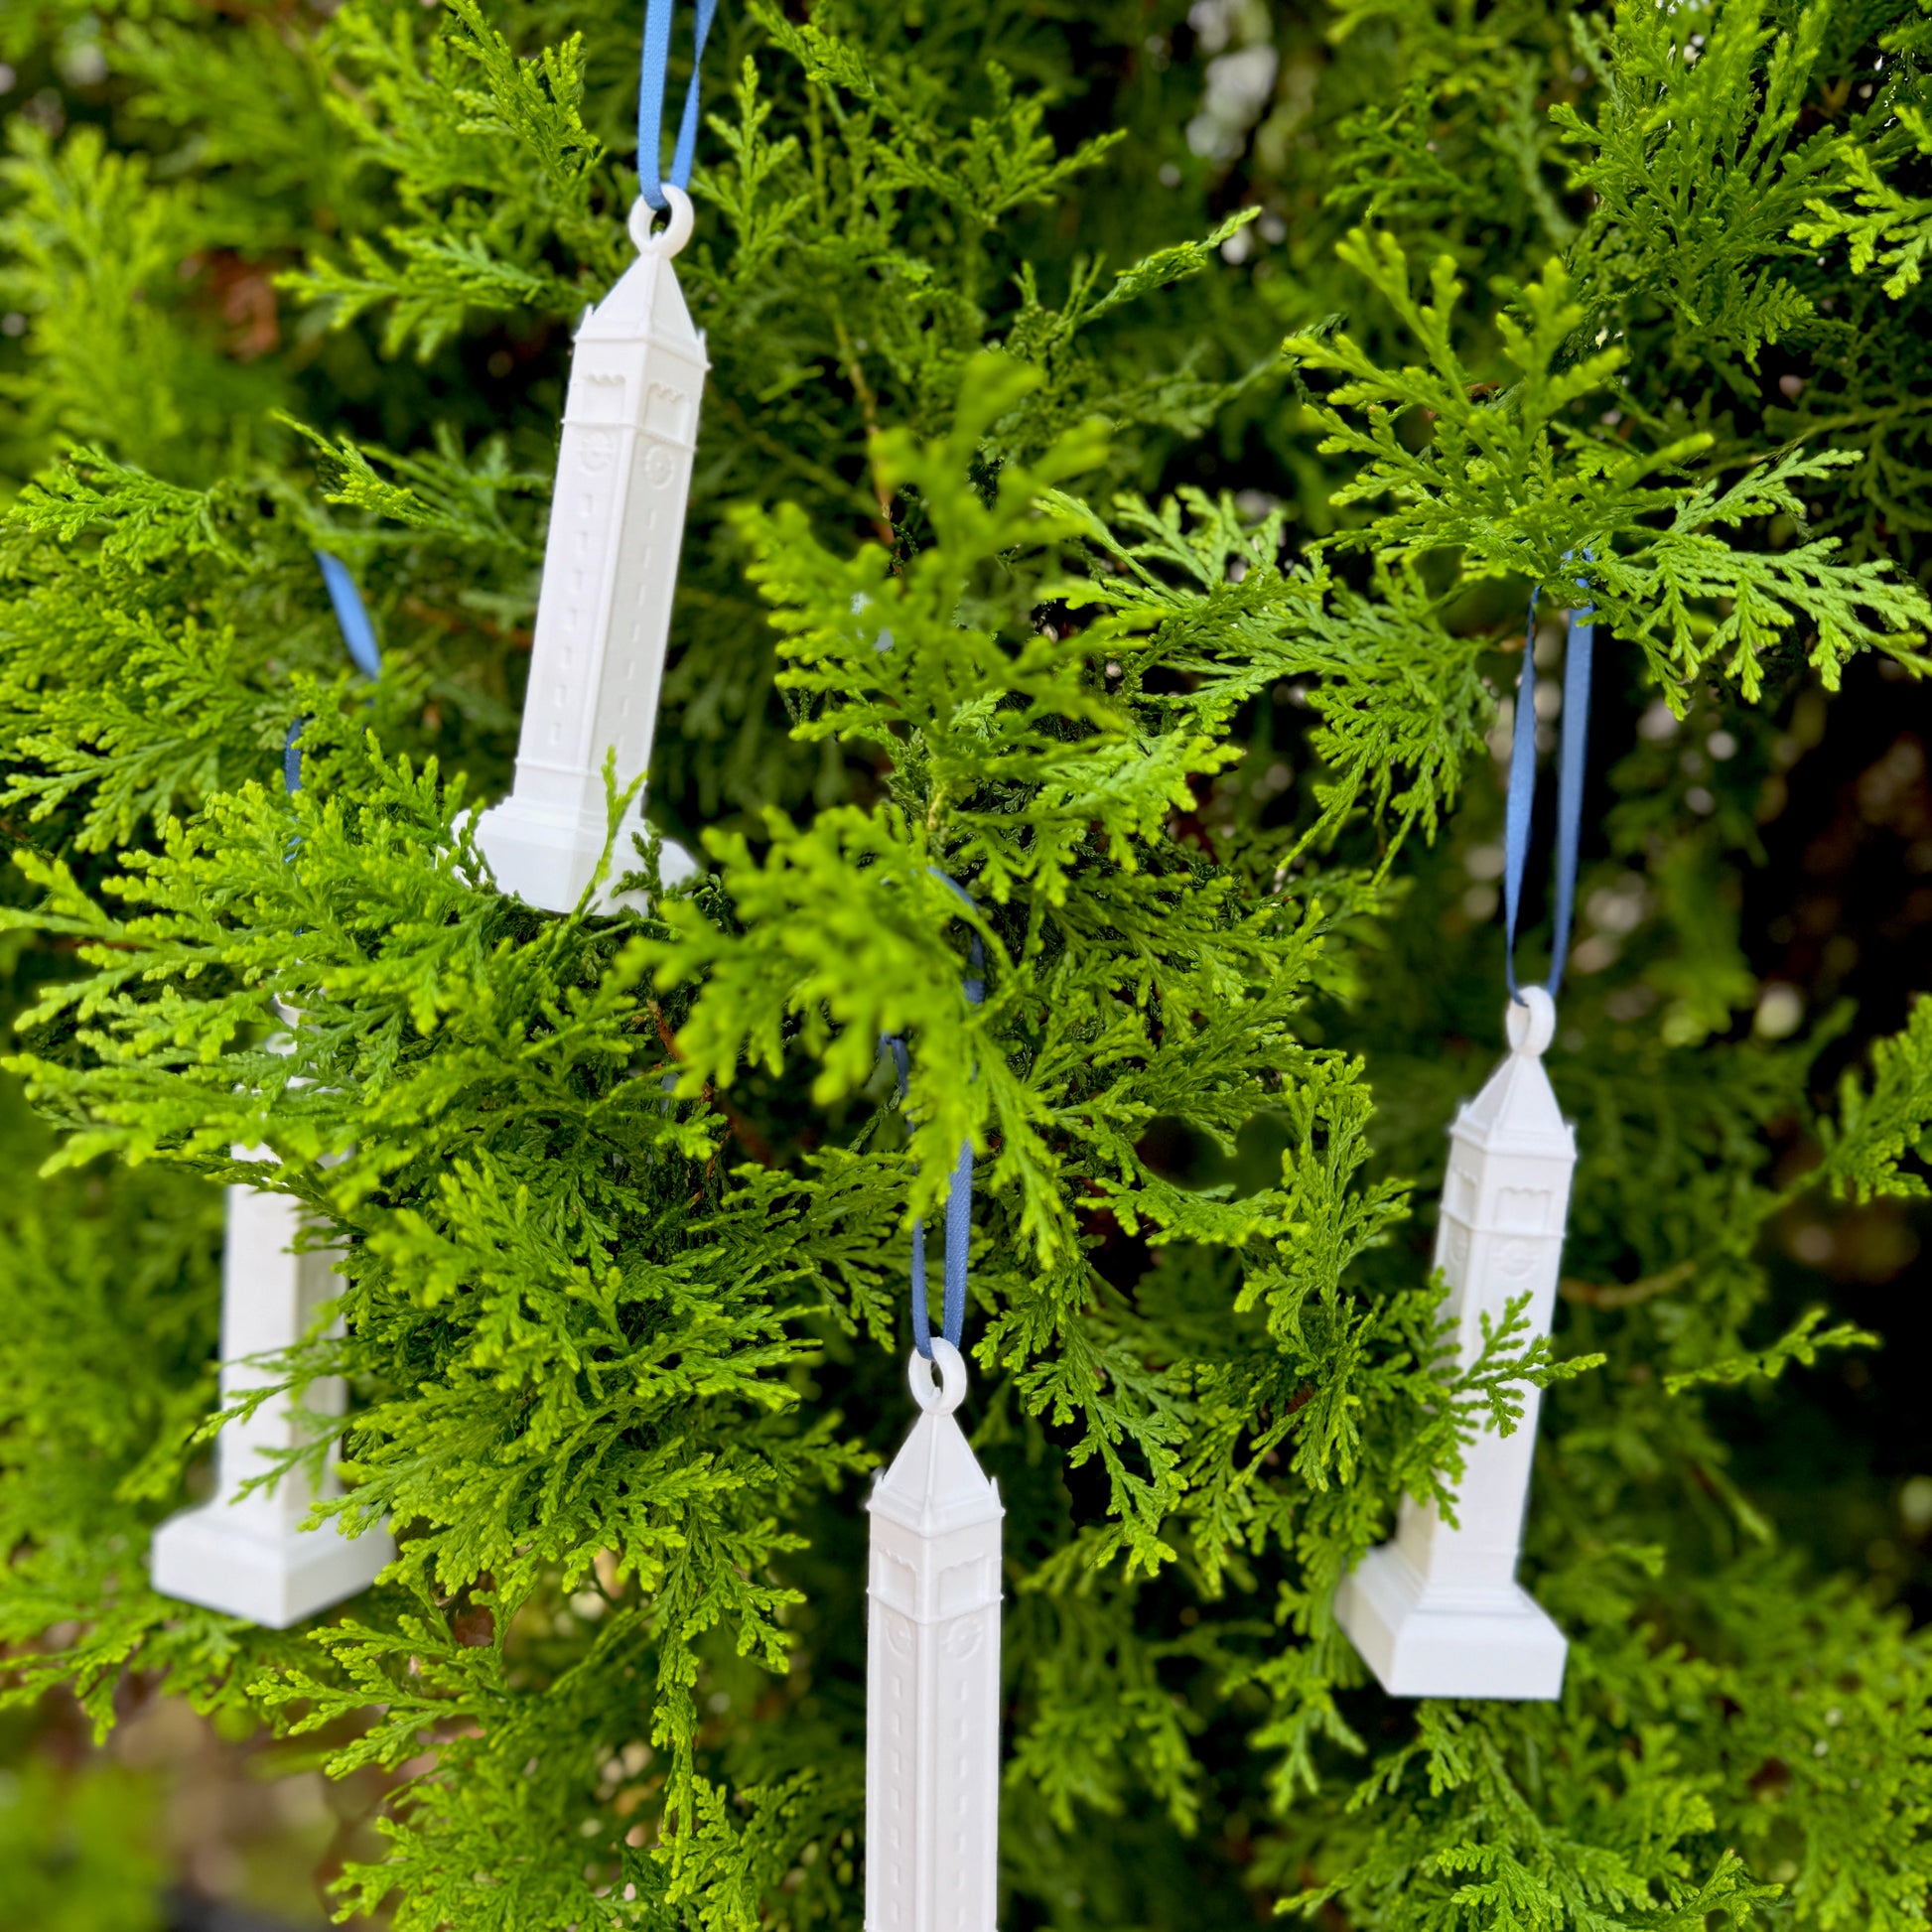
[0,0,1930,1924]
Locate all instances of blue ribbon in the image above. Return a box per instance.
[1504,554,1593,1002]
[287,551,382,796]
[317,550,383,681]
[883,877,986,1359]
[636,0,719,210]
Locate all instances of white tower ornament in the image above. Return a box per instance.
[866,1338,1004,1932]
[151,1173,394,1627]
[476,188,707,912]
[1334,985,1574,1699]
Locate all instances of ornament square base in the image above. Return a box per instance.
[1334,1543,1567,1700]
[473,796,695,915]
[150,1503,393,1629]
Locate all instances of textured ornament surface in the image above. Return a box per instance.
[1334,987,1573,1698]
[150,1176,393,1628]
[866,1345,1004,1932]
[476,196,708,912]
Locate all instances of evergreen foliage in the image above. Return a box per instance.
[0,0,1929,1924]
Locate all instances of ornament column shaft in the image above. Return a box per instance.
[508,333,699,822]
[207,1183,349,1535]
[151,1178,392,1627]
[1394,1124,1571,1593]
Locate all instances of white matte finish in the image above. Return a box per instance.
[866,1342,1004,1932]
[475,192,707,912]
[151,1180,393,1627]
[1334,987,1574,1699]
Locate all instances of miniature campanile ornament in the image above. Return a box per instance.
[476,0,715,911]
[867,918,1002,1931]
[1335,566,1595,1700]
[868,1340,1004,1932]
[1332,987,1574,1696]
[153,563,392,1627]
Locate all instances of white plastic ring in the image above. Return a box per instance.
[1506,983,1557,1057]
[627,183,694,259]
[907,1336,968,1415]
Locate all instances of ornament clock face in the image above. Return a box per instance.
[944,1618,984,1660]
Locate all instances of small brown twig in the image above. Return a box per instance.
[830,308,897,548]
[647,999,775,1168]
[400,595,533,651]
[1559,1258,1698,1311]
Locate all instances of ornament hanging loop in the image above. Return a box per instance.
[907,1336,968,1416]
[1505,984,1557,1057]
[628,183,694,259]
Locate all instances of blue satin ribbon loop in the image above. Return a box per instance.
[287,553,382,796]
[882,873,985,1358]
[637,0,718,209]
[1503,551,1593,1004]
[317,551,382,681]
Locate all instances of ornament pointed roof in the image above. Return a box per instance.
[1450,988,1576,1157]
[576,251,706,356]
[869,1409,1004,1539]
